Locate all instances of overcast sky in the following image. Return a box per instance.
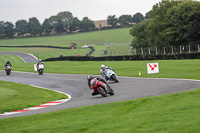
[0,0,165,24]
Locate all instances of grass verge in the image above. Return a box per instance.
[11,59,200,80]
[0,87,200,133]
[0,81,67,113]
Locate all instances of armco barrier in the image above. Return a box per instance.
[43,52,200,62]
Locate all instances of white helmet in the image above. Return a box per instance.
[101,64,105,69]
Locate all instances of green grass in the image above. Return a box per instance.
[0,28,132,46]
[0,81,67,114]
[0,87,200,133]
[0,28,132,58]
[8,59,200,80]
[1,55,200,132]
[0,54,25,67]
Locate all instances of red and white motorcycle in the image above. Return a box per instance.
[37,64,44,75]
[5,65,12,75]
[90,78,114,97]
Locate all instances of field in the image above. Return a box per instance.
[0,81,67,114]
[0,83,200,133]
[0,28,200,132]
[0,28,132,59]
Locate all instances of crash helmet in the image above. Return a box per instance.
[101,64,105,69]
[38,59,42,63]
[87,75,92,80]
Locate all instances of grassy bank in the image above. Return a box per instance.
[0,87,200,132]
[9,59,200,80]
[0,28,132,46]
[0,81,67,113]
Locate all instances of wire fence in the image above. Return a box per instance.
[96,44,200,56]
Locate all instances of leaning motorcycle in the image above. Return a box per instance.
[105,69,119,83]
[90,78,114,97]
[5,65,12,75]
[37,64,44,75]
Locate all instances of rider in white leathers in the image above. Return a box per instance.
[100,64,114,81]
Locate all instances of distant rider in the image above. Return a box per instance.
[37,59,44,69]
[100,64,114,81]
[87,75,110,96]
[5,61,12,70]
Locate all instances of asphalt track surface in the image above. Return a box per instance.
[1,70,200,119]
[0,52,38,63]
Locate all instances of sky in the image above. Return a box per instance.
[0,0,163,24]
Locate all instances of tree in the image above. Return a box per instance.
[42,19,53,35]
[107,15,118,28]
[28,17,42,36]
[3,21,14,38]
[144,12,150,19]
[163,0,200,46]
[69,17,80,32]
[56,11,73,32]
[15,19,28,36]
[0,21,4,38]
[130,19,152,48]
[132,13,144,23]
[147,0,183,46]
[118,15,132,26]
[79,17,95,31]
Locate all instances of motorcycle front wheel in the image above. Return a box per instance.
[97,87,108,97]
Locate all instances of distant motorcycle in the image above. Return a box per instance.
[5,65,12,75]
[90,78,114,97]
[105,69,119,83]
[37,64,44,75]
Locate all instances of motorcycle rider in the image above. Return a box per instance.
[37,59,44,69]
[87,75,110,96]
[100,64,114,81]
[5,61,12,71]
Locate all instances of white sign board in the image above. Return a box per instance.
[147,63,159,74]
[34,64,37,71]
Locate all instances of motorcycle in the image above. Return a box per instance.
[37,64,44,75]
[105,69,119,83]
[90,78,114,97]
[5,65,12,75]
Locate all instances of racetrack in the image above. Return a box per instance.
[0,52,37,63]
[1,70,200,119]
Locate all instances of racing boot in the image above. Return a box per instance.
[105,76,108,81]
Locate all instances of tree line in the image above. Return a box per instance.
[0,11,147,39]
[130,0,200,48]
[0,11,96,38]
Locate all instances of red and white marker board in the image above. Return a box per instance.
[34,64,37,71]
[147,63,159,74]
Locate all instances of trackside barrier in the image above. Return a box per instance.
[43,52,200,62]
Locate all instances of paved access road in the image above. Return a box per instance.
[0,70,200,119]
[0,52,38,63]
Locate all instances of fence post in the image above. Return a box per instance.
[156,47,157,55]
[172,46,174,54]
[148,47,151,55]
[164,46,166,55]
[135,48,136,55]
[188,45,191,53]
[180,45,182,53]
[141,47,143,55]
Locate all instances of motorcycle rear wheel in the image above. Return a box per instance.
[111,75,119,83]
